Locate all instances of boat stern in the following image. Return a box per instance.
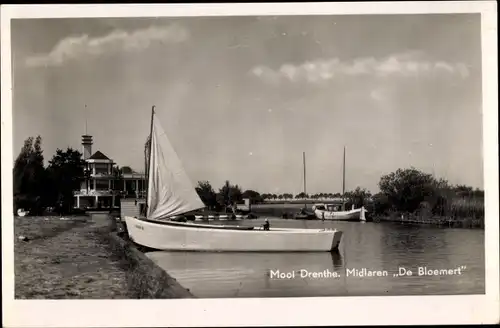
[360,206,367,221]
[330,230,343,251]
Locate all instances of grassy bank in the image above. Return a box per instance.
[15,216,130,298]
[14,215,193,299]
[14,215,88,241]
[105,231,194,298]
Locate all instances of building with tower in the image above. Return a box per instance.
[73,133,146,210]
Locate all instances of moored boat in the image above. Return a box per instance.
[312,146,367,222]
[125,217,343,252]
[312,203,367,221]
[124,106,343,252]
[17,208,29,217]
[293,208,316,220]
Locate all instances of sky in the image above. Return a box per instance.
[11,14,483,195]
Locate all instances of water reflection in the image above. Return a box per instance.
[147,251,345,298]
[146,219,485,298]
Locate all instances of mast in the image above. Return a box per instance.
[84,104,88,135]
[303,151,307,208]
[144,105,155,214]
[342,146,346,210]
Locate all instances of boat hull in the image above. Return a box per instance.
[124,216,343,252]
[293,214,316,220]
[314,208,366,221]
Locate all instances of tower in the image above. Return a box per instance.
[82,135,93,160]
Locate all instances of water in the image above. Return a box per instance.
[146,218,485,298]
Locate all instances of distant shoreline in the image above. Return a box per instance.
[249,203,484,229]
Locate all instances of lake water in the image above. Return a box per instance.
[146,218,485,298]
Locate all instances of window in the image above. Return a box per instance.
[94,163,110,174]
[95,180,109,191]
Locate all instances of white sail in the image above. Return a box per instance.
[147,112,205,220]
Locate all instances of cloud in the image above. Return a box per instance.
[250,52,470,84]
[25,24,189,68]
[370,88,387,102]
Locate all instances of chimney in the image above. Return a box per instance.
[82,135,93,160]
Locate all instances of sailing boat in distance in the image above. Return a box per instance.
[124,106,344,252]
[293,152,316,220]
[312,146,367,221]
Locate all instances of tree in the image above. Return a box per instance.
[371,192,391,215]
[295,192,308,199]
[217,180,243,209]
[111,165,122,190]
[13,136,47,214]
[344,187,372,209]
[120,166,134,174]
[196,181,217,209]
[472,188,484,198]
[109,165,123,207]
[379,167,439,213]
[242,189,264,204]
[46,148,85,214]
[452,184,485,199]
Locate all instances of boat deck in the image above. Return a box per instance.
[146,218,256,230]
[131,217,336,233]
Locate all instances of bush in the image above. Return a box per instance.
[377,167,484,220]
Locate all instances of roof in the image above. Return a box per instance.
[88,151,111,160]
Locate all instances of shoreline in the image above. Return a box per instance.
[14,215,193,299]
[249,204,483,229]
[371,214,484,229]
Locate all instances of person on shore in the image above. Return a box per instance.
[58,200,64,217]
[263,218,270,231]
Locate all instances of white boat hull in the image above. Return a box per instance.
[124,216,343,252]
[314,207,366,221]
[17,209,29,217]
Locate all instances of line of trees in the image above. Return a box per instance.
[13,136,87,215]
[259,192,344,200]
[193,167,485,221]
[13,136,150,216]
[14,135,484,221]
[195,180,247,211]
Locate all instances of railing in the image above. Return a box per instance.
[120,191,147,198]
[74,189,147,197]
[263,198,346,202]
[74,189,119,196]
[90,172,114,177]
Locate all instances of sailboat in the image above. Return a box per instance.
[124,107,343,252]
[312,146,366,221]
[293,152,316,220]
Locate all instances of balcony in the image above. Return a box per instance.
[74,189,118,196]
[120,190,147,198]
[90,172,114,178]
[74,189,147,198]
